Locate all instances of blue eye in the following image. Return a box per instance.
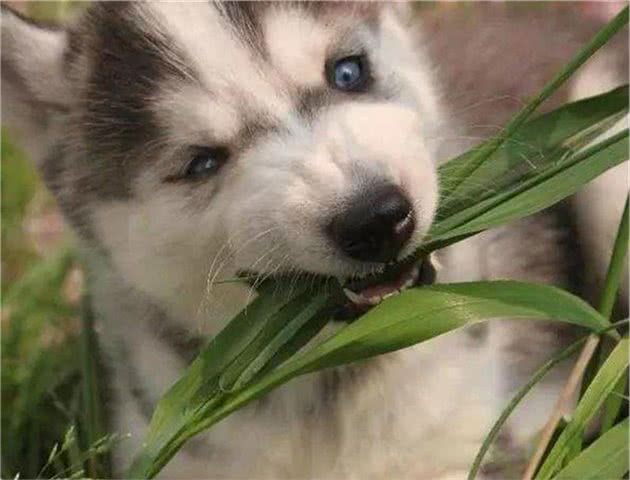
[330,55,369,92]
[185,147,229,179]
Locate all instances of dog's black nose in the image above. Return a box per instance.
[328,184,415,263]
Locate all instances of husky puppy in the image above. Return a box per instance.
[2,2,626,478]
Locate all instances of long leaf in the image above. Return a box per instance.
[598,198,628,435]
[468,337,588,480]
[128,281,610,478]
[551,418,628,480]
[439,85,628,218]
[536,338,629,479]
[290,282,610,373]
[128,284,331,478]
[426,130,629,250]
[444,6,628,194]
[128,280,309,474]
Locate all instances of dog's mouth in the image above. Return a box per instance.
[332,255,436,320]
[240,255,436,321]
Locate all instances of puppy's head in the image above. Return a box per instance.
[2,2,444,320]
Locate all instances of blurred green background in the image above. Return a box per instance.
[2,4,93,479]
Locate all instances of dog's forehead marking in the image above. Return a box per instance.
[147,2,377,151]
[213,1,267,59]
[71,2,202,202]
[149,2,294,129]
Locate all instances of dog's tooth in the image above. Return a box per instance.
[365,296,382,305]
[343,288,364,304]
[429,253,442,271]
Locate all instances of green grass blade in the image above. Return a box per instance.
[600,375,628,435]
[427,130,628,250]
[577,198,628,444]
[551,418,628,480]
[444,5,628,194]
[2,248,79,478]
[127,281,609,478]
[468,337,588,480]
[439,86,628,218]
[218,290,331,392]
[291,282,609,373]
[186,284,608,462]
[598,197,629,319]
[471,320,627,480]
[536,338,629,479]
[128,282,330,478]
[598,198,629,436]
[196,283,611,424]
[79,294,105,478]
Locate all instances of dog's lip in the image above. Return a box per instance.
[335,255,435,315]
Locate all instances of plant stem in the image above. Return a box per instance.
[522,196,629,480]
[80,291,104,478]
[599,197,629,434]
[468,338,587,480]
[521,335,599,480]
[598,197,629,319]
[449,5,629,195]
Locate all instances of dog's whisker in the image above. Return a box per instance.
[205,226,278,294]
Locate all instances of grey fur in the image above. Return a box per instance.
[213,1,268,59]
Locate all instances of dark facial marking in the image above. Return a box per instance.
[213,1,268,59]
[79,2,199,200]
[297,87,333,122]
[148,311,206,365]
[63,21,84,69]
[296,83,394,125]
[40,143,103,245]
[118,343,158,420]
[237,115,288,150]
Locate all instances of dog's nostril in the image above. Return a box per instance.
[327,184,415,263]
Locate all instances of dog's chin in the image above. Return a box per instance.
[240,255,436,322]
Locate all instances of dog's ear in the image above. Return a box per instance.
[1,5,72,162]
